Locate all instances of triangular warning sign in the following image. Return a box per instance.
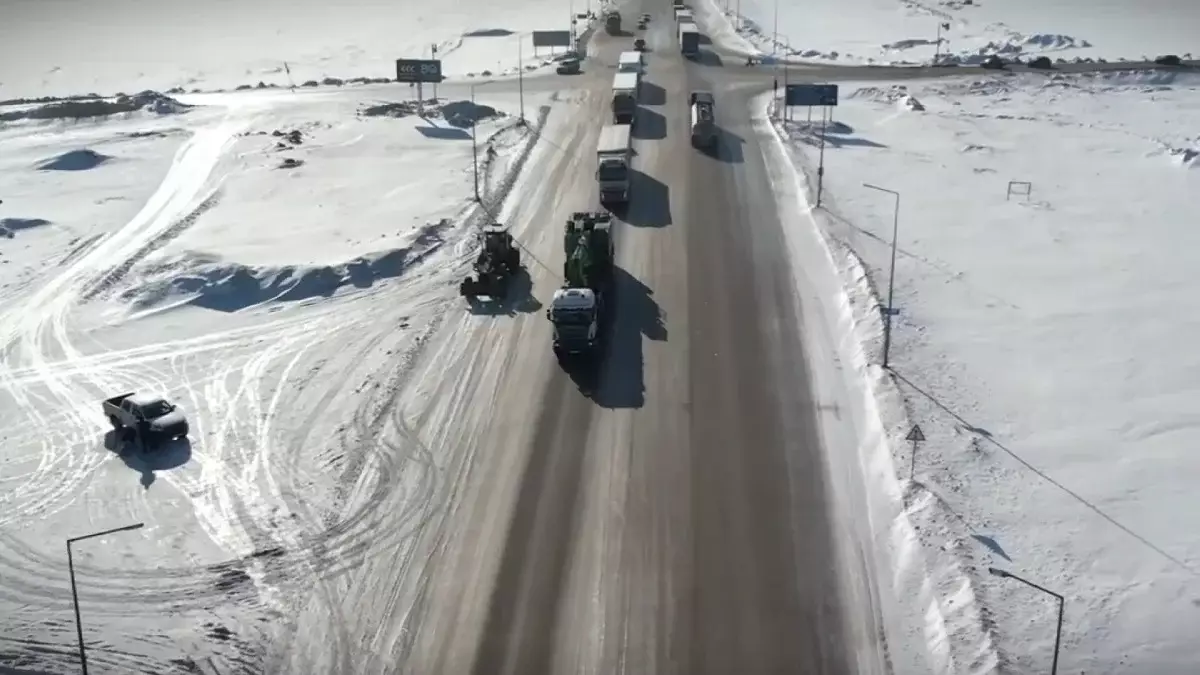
[905,425,925,442]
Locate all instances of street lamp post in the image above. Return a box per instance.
[68,523,145,675]
[772,0,779,56]
[517,34,526,124]
[863,183,901,369]
[989,567,1065,675]
[471,84,480,202]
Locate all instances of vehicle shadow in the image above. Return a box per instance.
[105,430,192,489]
[415,122,471,141]
[698,33,712,45]
[464,267,543,316]
[631,107,666,140]
[640,80,667,106]
[566,266,665,408]
[694,49,723,67]
[622,170,672,227]
[783,120,887,148]
[712,125,745,163]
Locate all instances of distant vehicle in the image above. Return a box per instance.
[1155,54,1182,66]
[980,55,1005,70]
[679,22,700,58]
[1027,56,1053,69]
[689,91,717,149]
[557,58,582,74]
[634,38,647,51]
[610,70,640,125]
[604,9,622,34]
[596,124,633,205]
[637,19,648,29]
[103,392,188,450]
[618,50,643,72]
[640,12,651,22]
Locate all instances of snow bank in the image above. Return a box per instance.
[699,0,1199,66]
[775,71,1200,672]
[0,91,191,124]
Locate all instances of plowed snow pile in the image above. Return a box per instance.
[772,69,1200,673]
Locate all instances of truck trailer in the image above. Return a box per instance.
[596,124,633,205]
[548,212,614,361]
[679,22,700,58]
[611,70,639,124]
[617,50,643,73]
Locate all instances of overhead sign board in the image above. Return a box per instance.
[533,30,572,48]
[785,83,839,107]
[395,58,443,83]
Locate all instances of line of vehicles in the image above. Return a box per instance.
[465,5,716,364]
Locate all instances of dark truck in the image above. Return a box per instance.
[103,392,189,449]
[548,212,614,361]
[689,91,717,149]
[604,9,622,34]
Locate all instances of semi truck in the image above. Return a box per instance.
[596,124,633,205]
[617,50,643,73]
[548,212,614,361]
[679,22,700,58]
[689,91,717,149]
[604,9,622,34]
[611,70,639,125]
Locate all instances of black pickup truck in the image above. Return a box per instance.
[103,392,189,449]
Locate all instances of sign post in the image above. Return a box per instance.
[395,58,444,116]
[906,424,926,481]
[784,84,839,207]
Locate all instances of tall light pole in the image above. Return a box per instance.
[772,0,779,56]
[517,34,526,124]
[68,523,146,675]
[863,183,900,369]
[470,84,480,202]
[989,567,1065,675]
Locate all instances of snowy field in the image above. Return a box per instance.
[0,0,594,99]
[701,0,1198,66]
[0,79,554,672]
[773,70,1200,673]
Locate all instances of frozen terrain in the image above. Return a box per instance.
[0,0,593,99]
[773,70,1200,673]
[701,0,1198,66]
[0,79,555,672]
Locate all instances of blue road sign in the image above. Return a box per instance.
[785,83,839,107]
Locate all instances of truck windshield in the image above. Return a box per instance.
[598,163,627,181]
[552,308,593,325]
[139,401,173,418]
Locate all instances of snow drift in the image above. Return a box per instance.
[0,91,191,123]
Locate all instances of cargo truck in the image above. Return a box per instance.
[604,9,622,34]
[548,212,614,361]
[596,124,632,205]
[611,70,639,124]
[618,50,643,73]
[679,22,700,58]
[689,91,717,149]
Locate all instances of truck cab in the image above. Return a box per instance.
[549,288,601,357]
[596,124,633,205]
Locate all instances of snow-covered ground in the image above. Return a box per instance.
[0,0,594,99]
[701,0,1198,66]
[771,69,1200,673]
[0,77,555,672]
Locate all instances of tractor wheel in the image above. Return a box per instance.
[109,415,122,430]
[459,278,476,297]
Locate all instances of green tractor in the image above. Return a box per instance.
[460,225,522,299]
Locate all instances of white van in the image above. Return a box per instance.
[617,50,643,73]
